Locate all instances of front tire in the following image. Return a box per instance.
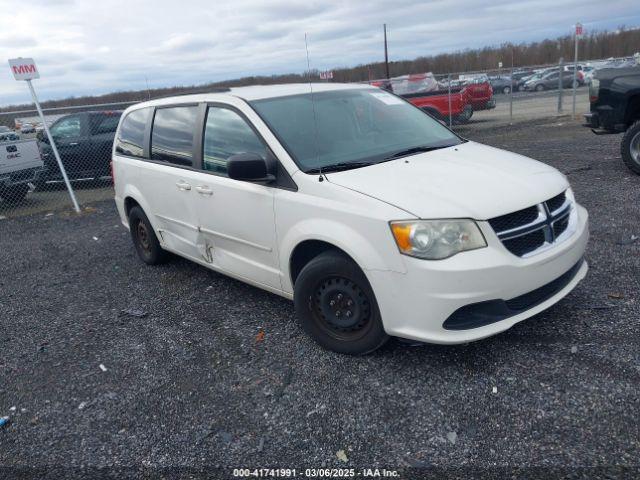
[128,206,168,265]
[502,86,511,95]
[621,120,640,175]
[294,250,388,355]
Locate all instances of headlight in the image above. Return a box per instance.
[390,220,487,260]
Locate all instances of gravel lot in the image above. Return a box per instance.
[1,118,639,479]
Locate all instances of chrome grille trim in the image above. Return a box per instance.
[489,190,576,257]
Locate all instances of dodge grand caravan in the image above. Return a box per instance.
[112,83,589,354]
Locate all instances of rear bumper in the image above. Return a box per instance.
[584,109,626,132]
[0,167,41,187]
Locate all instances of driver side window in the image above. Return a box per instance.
[203,107,268,176]
[51,116,81,138]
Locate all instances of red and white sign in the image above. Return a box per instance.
[8,57,40,81]
[575,23,583,37]
[319,70,334,80]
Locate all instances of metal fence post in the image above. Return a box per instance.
[557,57,564,113]
[26,79,80,213]
[447,73,452,128]
[572,34,579,117]
[509,66,513,124]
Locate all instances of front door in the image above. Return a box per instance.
[191,105,281,290]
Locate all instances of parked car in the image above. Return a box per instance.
[0,126,13,134]
[0,138,43,204]
[399,87,474,123]
[489,76,513,94]
[463,78,495,110]
[373,74,475,123]
[511,70,536,91]
[563,65,585,85]
[113,83,589,354]
[0,132,21,143]
[584,66,640,174]
[37,110,122,185]
[20,123,36,134]
[523,70,576,91]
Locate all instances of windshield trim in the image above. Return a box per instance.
[246,88,465,175]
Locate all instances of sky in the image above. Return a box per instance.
[1,0,639,107]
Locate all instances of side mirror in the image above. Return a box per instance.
[227,152,275,183]
[36,131,47,142]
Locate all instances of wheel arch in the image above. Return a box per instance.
[281,220,406,294]
[624,92,640,127]
[121,185,155,230]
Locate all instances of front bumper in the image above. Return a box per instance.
[367,204,589,344]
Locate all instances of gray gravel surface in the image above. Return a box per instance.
[0,119,639,479]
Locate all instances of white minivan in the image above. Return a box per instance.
[112,83,589,354]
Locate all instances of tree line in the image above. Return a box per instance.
[2,26,638,113]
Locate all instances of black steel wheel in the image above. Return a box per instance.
[294,250,388,355]
[128,206,168,265]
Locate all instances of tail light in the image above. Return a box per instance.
[589,78,599,103]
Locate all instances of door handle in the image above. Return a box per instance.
[176,181,191,191]
[195,185,213,196]
[69,142,79,146]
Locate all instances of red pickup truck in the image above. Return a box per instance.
[461,78,495,110]
[372,73,474,123]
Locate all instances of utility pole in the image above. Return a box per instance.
[384,24,390,80]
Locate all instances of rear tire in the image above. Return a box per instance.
[621,120,640,175]
[454,105,473,124]
[0,184,29,205]
[128,206,169,265]
[294,250,388,355]
[535,84,545,92]
[502,86,511,95]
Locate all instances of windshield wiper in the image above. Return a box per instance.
[382,144,453,161]
[306,161,375,174]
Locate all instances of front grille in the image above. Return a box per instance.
[553,215,569,238]
[488,190,572,257]
[502,229,546,256]
[488,205,538,233]
[546,191,566,213]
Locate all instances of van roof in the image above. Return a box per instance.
[128,82,373,111]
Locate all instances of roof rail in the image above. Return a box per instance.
[153,87,231,99]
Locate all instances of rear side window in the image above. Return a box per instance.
[91,114,121,135]
[115,108,151,158]
[203,107,268,176]
[151,106,198,167]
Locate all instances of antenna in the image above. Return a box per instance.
[304,33,323,182]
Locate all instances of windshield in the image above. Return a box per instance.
[250,88,462,173]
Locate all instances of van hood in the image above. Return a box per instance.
[325,141,568,220]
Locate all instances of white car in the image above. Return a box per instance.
[112,83,589,354]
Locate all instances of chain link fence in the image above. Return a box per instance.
[0,101,138,217]
[1,56,632,218]
[366,59,594,131]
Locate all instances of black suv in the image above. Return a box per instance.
[38,111,122,185]
[584,66,640,174]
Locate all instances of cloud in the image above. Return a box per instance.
[0,0,638,105]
